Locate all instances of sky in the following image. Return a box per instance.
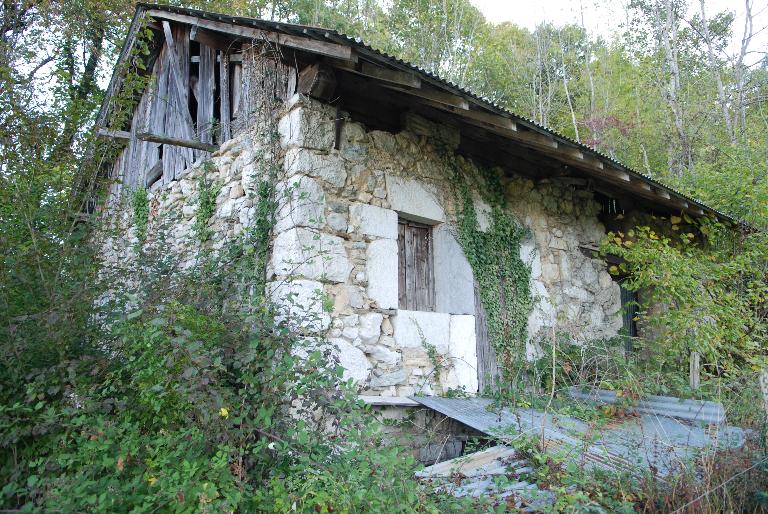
[470,0,768,65]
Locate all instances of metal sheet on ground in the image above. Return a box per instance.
[410,395,746,478]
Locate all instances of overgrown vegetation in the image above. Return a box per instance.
[451,159,533,379]
[2,0,767,511]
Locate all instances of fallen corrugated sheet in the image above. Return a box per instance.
[410,395,746,478]
[416,445,556,511]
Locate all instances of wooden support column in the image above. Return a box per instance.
[689,351,700,390]
[219,52,231,142]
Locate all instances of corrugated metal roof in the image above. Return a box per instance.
[121,3,742,225]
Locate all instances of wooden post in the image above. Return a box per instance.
[219,52,231,142]
[760,368,768,421]
[689,351,700,390]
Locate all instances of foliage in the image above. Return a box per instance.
[600,216,768,386]
[131,187,149,244]
[193,164,222,243]
[0,300,472,512]
[450,159,533,378]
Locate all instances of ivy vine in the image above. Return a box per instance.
[193,161,222,243]
[131,187,149,245]
[449,158,533,377]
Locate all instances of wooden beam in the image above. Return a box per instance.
[137,132,219,152]
[360,62,420,88]
[298,63,337,101]
[145,160,163,186]
[98,128,131,139]
[149,10,355,61]
[329,58,421,88]
[191,53,242,63]
[190,25,238,52]
[381,83,469,109]
[419,98,516,132]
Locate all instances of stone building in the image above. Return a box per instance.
[93,5,737,403]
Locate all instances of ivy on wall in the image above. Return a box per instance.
[449,158,533,376]
[131,187,149,244]
[193,161,222,243]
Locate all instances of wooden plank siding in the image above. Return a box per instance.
[397,219,435,311]
[197,43,216,144]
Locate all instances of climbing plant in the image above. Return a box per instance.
[193,162,222,243]
[131,187,149,244]
[449,158,533,378]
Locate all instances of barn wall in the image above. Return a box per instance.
[269,95,623,397]
[96,91,623,398]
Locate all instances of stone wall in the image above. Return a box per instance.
[96,124,276,301]
[269,95,623,397]
[97,92,623,399]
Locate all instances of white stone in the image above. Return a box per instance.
[267,279,330,332]
[520,237,542,280]
[385,175,445,222]
[441,315,478,393]
[392,310,451,352]
[346,285,364,308]
[328,338,371,383]
[564,286,590,301]
[369,368,407,388]
[366,239,398,309]
[278,105,335,151]
[327,212,348,232]
[365,345,401,367]
[342,325,359,340]
[359,312,383,343]
[274,175,326,233]
[433,225,475,315]
[348,203,398,239]
[271,228,351,283]
[598,270,613,289]
[283,148,347,188]
[473,197,492,232]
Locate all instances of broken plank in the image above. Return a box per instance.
[145,160,163,186]
[161,21,196,141]
[138,132,219,152]
[190,25,238,52]
[197,42,216,144]
[148,10,355,61]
